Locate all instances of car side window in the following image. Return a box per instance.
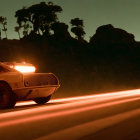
[0,66,10,73]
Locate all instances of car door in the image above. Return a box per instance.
[0,65,24,89]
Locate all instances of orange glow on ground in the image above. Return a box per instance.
[1,94,140,127]
[1,89,140,140]
[15,89,140,107]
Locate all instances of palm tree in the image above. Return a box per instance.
[0,16,8,39]
[70,18,85,40]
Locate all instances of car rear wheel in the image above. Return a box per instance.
[0,82,16,109]
[33,95,52,104]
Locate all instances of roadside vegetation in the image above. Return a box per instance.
[0,1,140,97]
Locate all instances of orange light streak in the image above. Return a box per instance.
[0,96,140,128]
[0,89,139,119]
[15,89,140,108]
[16,101,36,106]
[50,89,140,103]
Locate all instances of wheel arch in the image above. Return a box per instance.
[0,80,12,90]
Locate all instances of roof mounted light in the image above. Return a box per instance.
[14,65,36,73]
[4,62,36,73]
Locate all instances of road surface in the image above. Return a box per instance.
[0,89,140,140]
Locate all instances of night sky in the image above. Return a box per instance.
[0,0,140,41]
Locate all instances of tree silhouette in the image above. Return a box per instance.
[90,24,135,48]
[0,16,8,39]
[51,22,71,39]
[22,23,32,37]
[15,2,62,37]
[14,26,21,39]
[70,18,85,40]
[0,29,1,40]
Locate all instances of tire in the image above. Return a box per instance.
[33,95,52,105]
[0,82,16,109]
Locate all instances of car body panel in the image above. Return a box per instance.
[14,85,59,100]
[0,72,24,89]
[0,62,59,101]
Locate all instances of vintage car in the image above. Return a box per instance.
[0,62,59,109]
